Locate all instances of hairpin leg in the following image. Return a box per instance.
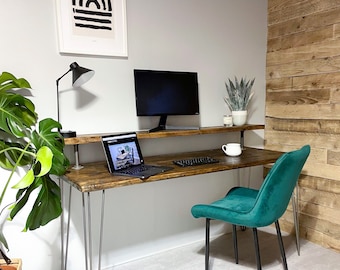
[60,179,72,270]
[82,193,91,270]
[81,190,106,270]
[98,190,105,270]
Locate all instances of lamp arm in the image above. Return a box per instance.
[56,68,72,124]
[56,68,72,86]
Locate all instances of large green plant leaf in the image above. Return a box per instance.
[35,146,53,177]
[11,146,53,189]
[0,72,36,138]
[0,72,30,92]
[0,140,34,170]
[0,141,17,169]
[30,118,69,175]
[9,118,69,231]
[10,175,62,231]
[12,169,34,189]
[0,92,37,137]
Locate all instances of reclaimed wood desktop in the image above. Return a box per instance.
[64,147,282,193]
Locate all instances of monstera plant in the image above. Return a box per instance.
[0,71,69,263]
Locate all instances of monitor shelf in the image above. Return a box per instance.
[64,124,264,146]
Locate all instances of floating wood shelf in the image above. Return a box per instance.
[64,124,265,145]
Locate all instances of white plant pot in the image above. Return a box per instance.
[232,110,247,126]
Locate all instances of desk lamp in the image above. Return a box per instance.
[56,62,95,138]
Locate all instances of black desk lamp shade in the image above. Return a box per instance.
[56,62,95,137]
[71,62,95,88]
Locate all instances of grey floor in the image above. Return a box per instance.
[113,226,340,269]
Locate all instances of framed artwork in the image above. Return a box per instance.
[56,0,128,57]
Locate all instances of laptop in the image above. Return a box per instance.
[101,132,173,180]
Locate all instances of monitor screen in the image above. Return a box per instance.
[134,69,199,131]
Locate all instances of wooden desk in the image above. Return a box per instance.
[64,147,281,192]
[61,147,282,270]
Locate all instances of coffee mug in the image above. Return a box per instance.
[222,143,242,156]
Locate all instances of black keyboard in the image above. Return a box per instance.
[173,157,219,167]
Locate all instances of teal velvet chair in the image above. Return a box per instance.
[191,145,310,270]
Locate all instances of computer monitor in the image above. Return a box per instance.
[134,69,200,132]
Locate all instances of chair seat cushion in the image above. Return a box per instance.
[224,187,259,210]
[191,187,260,227]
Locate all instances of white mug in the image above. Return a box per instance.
[222,143,242,156]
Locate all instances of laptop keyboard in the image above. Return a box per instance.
[173,156,219,167]
[123,165,149,174]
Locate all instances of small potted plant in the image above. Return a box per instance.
[224,76,255,126]
[0,72,70,269]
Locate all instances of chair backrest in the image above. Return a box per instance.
[250,145,310,227]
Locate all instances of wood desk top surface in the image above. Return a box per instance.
[63,147,282,193]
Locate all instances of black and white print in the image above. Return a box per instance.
[56,0,127,56]
[72,0,114,35]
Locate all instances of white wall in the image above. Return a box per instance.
[0,0,267,269]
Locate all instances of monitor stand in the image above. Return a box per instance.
[148,115,167,132]
[148,115,199,132]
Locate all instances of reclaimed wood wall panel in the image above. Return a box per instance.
[268,0,340,25]
[266,0,340,252]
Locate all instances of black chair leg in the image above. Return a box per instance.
[252,228,262,270]
[232,225,239,264]
[275,221,288,270]
[205,218,210,270]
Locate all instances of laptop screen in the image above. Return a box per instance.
[102,133,144,172]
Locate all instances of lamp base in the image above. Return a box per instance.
[60,130,77,138]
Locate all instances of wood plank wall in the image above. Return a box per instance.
[266,0,340,252]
